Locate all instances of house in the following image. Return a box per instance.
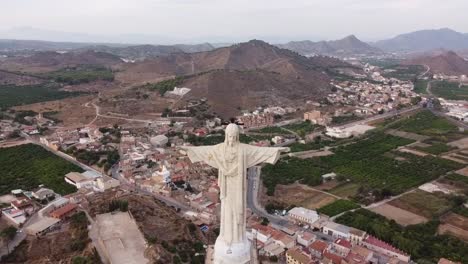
[65,172,94,189]
[1,208,26,226]
[322,173,337,181]
[297,231,317,247]
[323,222,350,239]
[32,187,55,200]
[362,235,410,263]
[350,245,373,262]
[349,228,366,245]
[11,197,33,211]
[286,246,314,264]
[323,250,343,264]
[309,240,328,258]
[288,207,319,225]
[94,176,120,191]
[263,242,285,257]
[49,203,77,219]
[331,238,352,257]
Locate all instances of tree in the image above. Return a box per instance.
[261,217,269,226]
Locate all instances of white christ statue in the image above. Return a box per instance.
[182,123,288,264]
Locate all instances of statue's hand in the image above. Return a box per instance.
[279,147,290,153]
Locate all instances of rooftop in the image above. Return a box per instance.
[309,240,328,252]
[65,172,90,183]
[364,235,409,256]
[26,217,60,234]
[50,203,77,218]
[288,207,319,220]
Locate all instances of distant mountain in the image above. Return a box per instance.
[0,50,123,73]
[374,28,468,52]
[0,39,106,51]
[277,35,382,56]
[405,51,468,75]
[82,43,215,60]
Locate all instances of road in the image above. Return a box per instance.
[246,166,288,226]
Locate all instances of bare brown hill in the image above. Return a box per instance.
[116,39,350,84]
[175,69,330,118]
[406,51,468,75]
[0,50,122,73]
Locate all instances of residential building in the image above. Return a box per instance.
[1,208,26,226]
[309,240,328,258]
[297,231,316,247]
[349,228,366,245]
[286,246,314,264]
[32,187,55,200]
[331,238,352,257]
[288,207,320,225]
[65,172,94,189]
[362,235,410,263]
[323,222,350,239]
[49,203,78,219]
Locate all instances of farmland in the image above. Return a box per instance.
[336,209,468,263]
[431,81,468,100]
[43,66,114,85]
[262,131,463,202]
[317,199,360,217]
[388,110,462,140]
[0,144,81,195]
[388,190,455,219]
[0,84,83,109]
[282,121,321,137]
[413,142,456,155]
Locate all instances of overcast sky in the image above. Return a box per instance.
[1,0,467,44]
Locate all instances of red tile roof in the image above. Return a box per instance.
[309,240,328,252]
[334,238,352,249]
[323,250,343,264]
[364,235,408,256]
[50,203,77,219]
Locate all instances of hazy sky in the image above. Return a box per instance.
[1,0,468,44]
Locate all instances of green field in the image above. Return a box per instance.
[44,67,114,85]
[283,121,320,137]
[289,140,332,152]
[413,142,456,155]
[0,144,81,195]
[0,84,83,109]
[317,199,360,217]
[336,209,468,263]
[389,190,454,218]
[331,115,363,125]
[329,183,360,198]
[381,64,426,81]
[413,79,429,94]
[389,110,458,138]
[249,126,291,134]
[262,157,327,195]
[263,131,463,202]
[431,81,468,100]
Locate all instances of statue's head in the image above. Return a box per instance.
[225,123,240,147]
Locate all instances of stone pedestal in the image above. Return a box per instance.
[213,237,251,264]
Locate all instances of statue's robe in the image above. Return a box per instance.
[185,143,282,245]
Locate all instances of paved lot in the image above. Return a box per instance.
[95,212,149,264]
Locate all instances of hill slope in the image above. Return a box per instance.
[278,35,382,56]
[406,51,468,75]
[177,69,330,118]
[116,39,350,84]
[374,28,468,52]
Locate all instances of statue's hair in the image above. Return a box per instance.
[225,123,240,144]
